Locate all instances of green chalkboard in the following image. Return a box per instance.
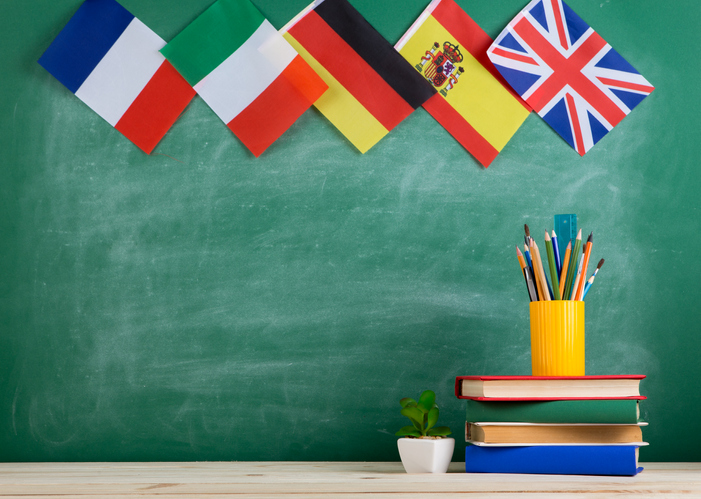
[1,0,700,462]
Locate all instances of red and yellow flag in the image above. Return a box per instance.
[396,0,532,167]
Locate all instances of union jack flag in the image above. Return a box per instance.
[487,0,654,155]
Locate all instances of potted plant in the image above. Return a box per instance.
[395,389,454,473]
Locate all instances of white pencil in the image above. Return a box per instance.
[570,253,585,301]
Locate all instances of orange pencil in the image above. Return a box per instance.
[575,232,594,300]
[558,240,572,298]
[516,246,527,276]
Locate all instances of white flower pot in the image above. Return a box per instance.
[397,437,455,473]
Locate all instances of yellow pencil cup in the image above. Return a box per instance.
[530,301,585,376]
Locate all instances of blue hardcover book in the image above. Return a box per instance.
[465,445,643,476]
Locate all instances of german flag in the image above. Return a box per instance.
[396,0,532,167]
[282,0,436,153]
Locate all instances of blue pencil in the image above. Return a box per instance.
[551,230,561,277]
[524,238,535,275]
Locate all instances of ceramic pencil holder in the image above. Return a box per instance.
[529,300,585,376]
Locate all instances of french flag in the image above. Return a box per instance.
[38,0,195,154]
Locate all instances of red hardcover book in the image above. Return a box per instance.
[455,375,646,401]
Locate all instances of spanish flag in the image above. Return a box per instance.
[395,0,532,167]
[161,0,327,157]
[282,0,436,153]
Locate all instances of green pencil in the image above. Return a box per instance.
[563,229,582,300]
[544,230,561,300]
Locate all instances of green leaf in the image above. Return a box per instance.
[417,390,436,413]
[399,398,417,409]
[401,406,424,425]
[428,426,452,437]
[426,406,439,431]
[395,426,421,437]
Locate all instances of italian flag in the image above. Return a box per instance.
[161,0,327,157]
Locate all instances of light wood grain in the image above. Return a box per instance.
[0,462,699,498]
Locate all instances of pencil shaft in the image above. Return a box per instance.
[571,254,584,300]
[529,241,544,300]
[545,235,561,300]
[516,247,527,277]
[532,241,551,301]
[523,245,538,299]
[552,231,561,277]
[523,264,538,301]
[564,232,582,300]
[559,244,571,298]
[575,237,594,300]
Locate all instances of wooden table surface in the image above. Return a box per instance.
[0,462,699,498]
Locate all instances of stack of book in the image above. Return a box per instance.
[455,375,647,476]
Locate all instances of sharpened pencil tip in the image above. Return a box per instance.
[545,230,550,241]
[516,246,523,256]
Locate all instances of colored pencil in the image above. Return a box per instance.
[522,263,538,301]
[558,240,572,298]
[523,242,533,271]
[523,243,538,299]
[563,229,582,300]
[551,230,561,277]
[575,232,594,300]
[531,239,551,301]
[544,230,561,300]
[528,241,544,300]
[570,252,585,301]
[582,259,605,300]
[516,246,527,276]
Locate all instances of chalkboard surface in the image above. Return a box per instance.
[1,0,699,462]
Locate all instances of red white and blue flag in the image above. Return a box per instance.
[487,0,654,155]
[38,0,195,154]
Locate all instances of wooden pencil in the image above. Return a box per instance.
[551,230,561,277]
[563,229,582,300]
[545,230,561,300]
[570,252,585,301]
[531,239,551,301]
[558,240,572,298]
[516,246,527,277]
[575,232,594,300]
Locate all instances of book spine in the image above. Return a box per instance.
[464,445,642,476]
[466,399,639,424]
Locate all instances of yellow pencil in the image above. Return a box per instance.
[558,240,572,298]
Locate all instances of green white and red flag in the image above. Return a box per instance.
[161,0,328,157]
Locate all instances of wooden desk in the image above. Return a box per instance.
[0,462,698,497]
